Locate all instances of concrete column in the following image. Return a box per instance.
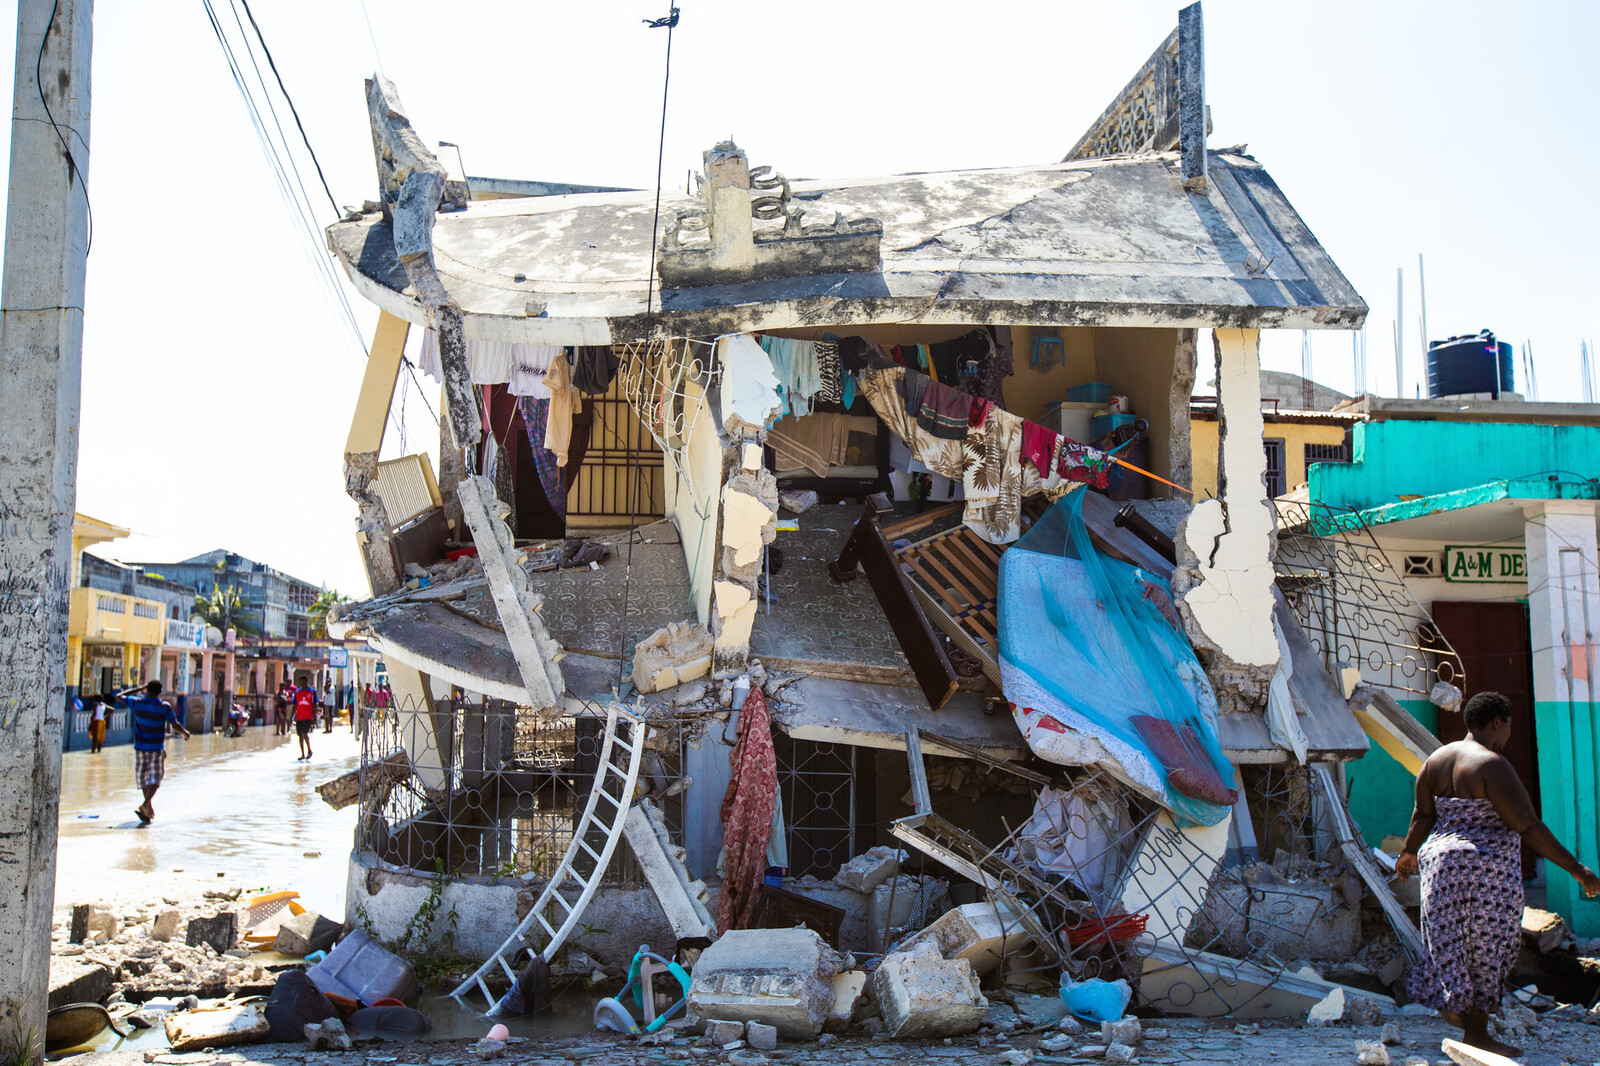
[1173,328,1279,713]
[703,142,754,273]
[224,652,236,699]
[0,0,91,1057]
[1525,499,1600,935]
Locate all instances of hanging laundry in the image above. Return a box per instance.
[416,330,444,382]
[814,340,843,405]
[860,364,965,479]
[1020,420,1059,478]
[543,350,583,468]
[979,325,1014,404]
[766,413,851,478]
[962,404,1025,543]
[716,687,777,933]
[916,380,973,441]
[508,344,560,398]
[572,345,620,395]
[516,395,565,520]
[898,367,930,422]
[1058,438,1114,489]
[760,336,824,416]
[968,396,993,429]
[837,336,872,375]
[467,340,515,385]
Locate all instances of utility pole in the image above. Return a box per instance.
[0,1,92,1060]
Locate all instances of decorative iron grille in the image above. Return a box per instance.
[1273,498,1463,699]
[355,693,685,885]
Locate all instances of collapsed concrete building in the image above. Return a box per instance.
[322,3,1453,1028]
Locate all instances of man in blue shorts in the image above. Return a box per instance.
[127,680,190,824]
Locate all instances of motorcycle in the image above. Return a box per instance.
[227,703,248,738]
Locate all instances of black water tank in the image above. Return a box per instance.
[1427,330,1514,398]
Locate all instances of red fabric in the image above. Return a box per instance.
[293,688,317,721]
[1020,420,1057,477]
[716,687,778,934]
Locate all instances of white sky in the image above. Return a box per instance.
[3,0,1596,595]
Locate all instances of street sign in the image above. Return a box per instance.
[328,647,349,667]
[1443,545,1526,584]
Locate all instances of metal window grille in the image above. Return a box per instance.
[773,734,857,878]
[1303,441,1350,465]
[96,595,126,613]
[1263,438,1287,497]
[133,602,162,620]
[356,692,684,886]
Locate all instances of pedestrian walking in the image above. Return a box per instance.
[1396,690,1600,1056]
[273,681,291,736]
[292,679,317,760]
[126,680,190,825]
[322,678,335,733]
[85,693,108,753]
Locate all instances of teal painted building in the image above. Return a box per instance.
[1307,417,1600,935]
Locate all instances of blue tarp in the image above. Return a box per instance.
[998,493,1237,827]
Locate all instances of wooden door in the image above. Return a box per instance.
[1431,600,1538,874]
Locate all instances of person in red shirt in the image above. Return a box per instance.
[292,680,318,761]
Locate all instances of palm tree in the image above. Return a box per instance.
[194,583,260,637]
[309,589,350,639]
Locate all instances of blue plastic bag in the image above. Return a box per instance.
[1059,976,1131,1023]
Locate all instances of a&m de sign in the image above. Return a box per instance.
[1443,544,1527,584]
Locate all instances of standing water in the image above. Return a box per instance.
[55,723,362,915]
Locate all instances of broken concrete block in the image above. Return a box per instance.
[1354,1041,1390,1066]
[185,913,237,954]
[1011,993,1069,1029]
[895,899,1035,976]
[47,956,112,1010]
[1103,1044,1137,1065]
[1442,1037,1521,1066]
[1379,1020,1402,1045]
[872,942,986,1039]
[1101,1018,1141,1045]
[1521,906,1570,954]
[470,1037,507,1059]
[274,911,340,957]
[1306,986,1344,1024]
[1201,879,1359,959]
[1039,1034,1076,1053]
[825,971,868,1033]
[632,621,714,693]
[303,1017,353,1051]
[73,905,116,945]
[1345,996,1383,1026]
[834,847,902,894]
[164,1002,270,1050]
[745,1021,777,1050]
[706,1020,744,1045]
[996,1050,1032,1066]
[686,928,841,1040]
[151,910,181,943]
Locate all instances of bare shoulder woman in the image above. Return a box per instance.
[1395,691,1599,1057]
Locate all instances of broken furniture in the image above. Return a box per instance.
[594,947,692,1035]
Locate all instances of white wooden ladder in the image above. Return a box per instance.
[450,703,645,1013]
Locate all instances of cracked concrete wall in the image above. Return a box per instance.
[707,335,782,677]
[1172,328,1279,713]
[1169,328,1198,492]
[664,377,722,627]
[345,452,401,595]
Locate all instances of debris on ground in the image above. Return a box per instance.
[163,999,270,1051]
[686,927,842,1040]
[872,939,986,1039]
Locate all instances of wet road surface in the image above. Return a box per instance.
[55,723,362,917]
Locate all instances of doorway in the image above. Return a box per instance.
[1431,600,1538,875]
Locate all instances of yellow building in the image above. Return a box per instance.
[1190,402,1359,500]
[67,513,168,697]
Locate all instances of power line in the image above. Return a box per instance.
[235,0,341,217]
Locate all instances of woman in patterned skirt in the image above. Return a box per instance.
[1396,691,1600,1056]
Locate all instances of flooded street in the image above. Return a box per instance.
[54,724,362,918]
